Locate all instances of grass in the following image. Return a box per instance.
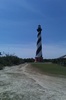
[31,63,66,76]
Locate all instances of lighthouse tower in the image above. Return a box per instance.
[35,25,43,62]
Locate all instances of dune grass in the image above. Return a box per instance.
[31,63,66,76]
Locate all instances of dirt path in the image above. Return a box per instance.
[0,63,66,100]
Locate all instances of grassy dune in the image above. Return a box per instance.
[31,63,66,76]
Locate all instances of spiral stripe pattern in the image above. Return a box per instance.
[36,25,42,58]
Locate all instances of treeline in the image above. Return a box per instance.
[0,55,23,70]
[52,58,66,66]
[0,54,66,70]
[44,58,66,66]
[0,54,35,70]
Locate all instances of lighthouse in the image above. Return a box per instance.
[35,25,43,62]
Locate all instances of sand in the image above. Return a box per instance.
[0,63,66,100]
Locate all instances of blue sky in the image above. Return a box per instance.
[0,0,66,58]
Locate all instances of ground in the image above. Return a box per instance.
[0,63,66,100]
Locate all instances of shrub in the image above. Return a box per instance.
[0,54,24,69]
[0,64,4,70]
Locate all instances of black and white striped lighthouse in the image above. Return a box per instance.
[35,25,43,62]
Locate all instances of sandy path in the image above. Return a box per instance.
[0,63,66,100]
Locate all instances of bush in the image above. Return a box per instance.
[0,64,4,70]
[0,54,24,69]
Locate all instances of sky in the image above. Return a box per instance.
[0,0,66,58]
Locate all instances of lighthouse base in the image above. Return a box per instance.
[35,57,43,62]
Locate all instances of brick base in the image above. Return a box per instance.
[35,57,43,62]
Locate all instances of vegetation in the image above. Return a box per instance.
[0,53,35,70]
[52,58,66,66]
[0,54,24,70]
[23,58,34,62]
[31,63,66,76]
[43,58,66,66]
